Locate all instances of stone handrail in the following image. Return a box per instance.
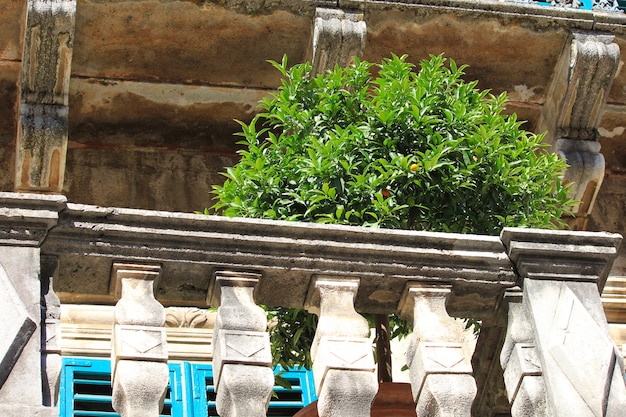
[39,197,519,319]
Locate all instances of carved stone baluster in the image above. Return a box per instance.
[500,288,548,417]
[111,264,168,417]
[305,277,378,417]
[211,271,274,417]
[501,228,626,416]
[400,283,476,417]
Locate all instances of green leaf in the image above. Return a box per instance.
[207,53,576,369]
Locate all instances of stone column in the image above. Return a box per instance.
[211,271,274,417]
[310,8,366,75]
[500,288,547,417]
[305,277,378,417]
[16,0,76,192]
[399,283,476,417]
[501,228,626,416]
[111,264,168,417]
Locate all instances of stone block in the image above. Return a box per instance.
[0,404,59,417]
[215,363,274,417]
[509,376,547,417]
[0,259,37,388]
[312,336,375,392]
[72,1,312,88]
[0,246,42,405]
[415,373,477,417]
[316,368,379,417]
[502,344,541,404]
[409,342,473,397]
[216,329,271,367]
[113,325,168,362]
[112,360,169,417]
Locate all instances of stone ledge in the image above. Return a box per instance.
[0,192,66,246]
[0,404,58,417]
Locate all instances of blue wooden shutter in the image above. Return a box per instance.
[60,358,317,417]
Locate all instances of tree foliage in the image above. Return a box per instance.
[211,54,573,370]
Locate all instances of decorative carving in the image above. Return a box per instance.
[306,277,378,417]
[110,262,162,302]
[111,264,168,417]
[400,284,476,417]
[592,0,621,11]
[310,8,366,75]
[211,271,274,417]
[165,307,214,329]
[557,32,619,141]
[16,103,68,191]
[536,32,619,229]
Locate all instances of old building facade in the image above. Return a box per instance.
[1,1,626,416]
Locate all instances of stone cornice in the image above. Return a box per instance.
[0,192,66,246]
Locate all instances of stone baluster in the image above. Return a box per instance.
[40,256,62,407]
[305,276,378,417]
[500,288,547,417]
[501,228,626,416]
[399,283,476,417]
[210,271,274,417]
[111,264,168,417]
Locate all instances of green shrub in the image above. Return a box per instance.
[211,54,573,370]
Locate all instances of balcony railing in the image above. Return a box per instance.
[529,0,622,12]
[0,191,625,417]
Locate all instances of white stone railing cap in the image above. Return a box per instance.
[500,227,622,291]
[41,202,516,318]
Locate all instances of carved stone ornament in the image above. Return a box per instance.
[40,256,62,407]
[165,307,214,328]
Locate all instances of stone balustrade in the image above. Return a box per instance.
[0,192,624,416]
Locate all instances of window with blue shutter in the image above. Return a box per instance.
[59,358,317,417]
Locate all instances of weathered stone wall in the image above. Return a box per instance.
[1,0,626,215]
